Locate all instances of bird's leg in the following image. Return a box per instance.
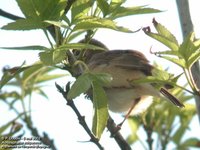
[117,97,141,130]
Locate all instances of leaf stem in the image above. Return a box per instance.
[43,29,54,48]
[184,68,196,92]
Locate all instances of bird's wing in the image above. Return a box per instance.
[88,50,153,75]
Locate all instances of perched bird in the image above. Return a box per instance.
[77,39,184,117]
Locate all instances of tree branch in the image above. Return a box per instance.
[55,82,104,150]
[176,0,200,123]
[56,82,132,150]
[107,117,132,150]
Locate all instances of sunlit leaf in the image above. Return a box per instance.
[152,18,179,46]
[110,6,161,19]
[22,64,44,81]
[152,50,181,57]
[16,0,67,20]
[57,43,106,51]
[39,50,66,65]
[39,51,54,65]
[187,50,200,68]
[71,0,93,21]
[53,50,66,64]
[0,113,24,135]
[194,38,200,47]
[67,73,92,99]
[90,73,112,86]
[1,19,45,30]
[92,81,108,139]
[73,18,134,33]
[173,104,196,144]
[97,0,109,16]
[159,55,185,68]
[0,92,20,100]
[143,31,179,51]
[68,30,85,42]
[179,32,196,61]
[34,87,49,99]
[0,62,29,89]
[109,0,125,13]
[44,20,69,28]
[36,74,67,83]
[180,138,200,148]
[127,117,139,144]
[0,45,48,51]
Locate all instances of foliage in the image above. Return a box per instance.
[127,18,200,150]
[0,0,199,149]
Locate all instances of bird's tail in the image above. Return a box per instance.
[160,88,184,108]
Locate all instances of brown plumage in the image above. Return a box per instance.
[81,39,184,115]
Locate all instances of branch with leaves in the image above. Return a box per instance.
[1,0,200,149]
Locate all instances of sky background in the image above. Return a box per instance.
[0,0,200,149]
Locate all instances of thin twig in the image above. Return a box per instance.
[107,117,132,150]
[55,82,104,150]
[143,124,153,150]
[1,1,132,149]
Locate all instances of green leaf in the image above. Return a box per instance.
[57,43,106,50]
[194,38,200,47]
[179,32,195,61]
[0,91,20,101]
[109,0,125,13]
[172,125,187,145]
[173,104,196,144]
[36,74,67,83]
[39,50,66,65]
[159,56,186,68]
[39,51,54,65]
[44,20,69,29]
[187,49,200,68]
[92,81,108,139]
[97,0,110,16]
[71,0,93,21]
[53,50,66,64]
[0,62,29,89]
[181,138,200,148]
[92,73,113,86]
[143,31,179,51]
[3,0,67,30]
[16,0,67,20]
[0,45,48,51]
[68,31,86,42]
[127,117,139,144]
[152,18,179,46]
[110,6,161,19]
[1,19,45,30]
[0,113,24,135]
[67,73,92,99]
[73,18,134,33]
[152,50,181,57]
[151,68,173,81]
[34,88,49,99]
[22,64,44,81]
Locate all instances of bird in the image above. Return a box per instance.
[76,39,184,120]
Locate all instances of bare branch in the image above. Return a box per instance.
[55,82,104,150]
[107,117,132,150]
